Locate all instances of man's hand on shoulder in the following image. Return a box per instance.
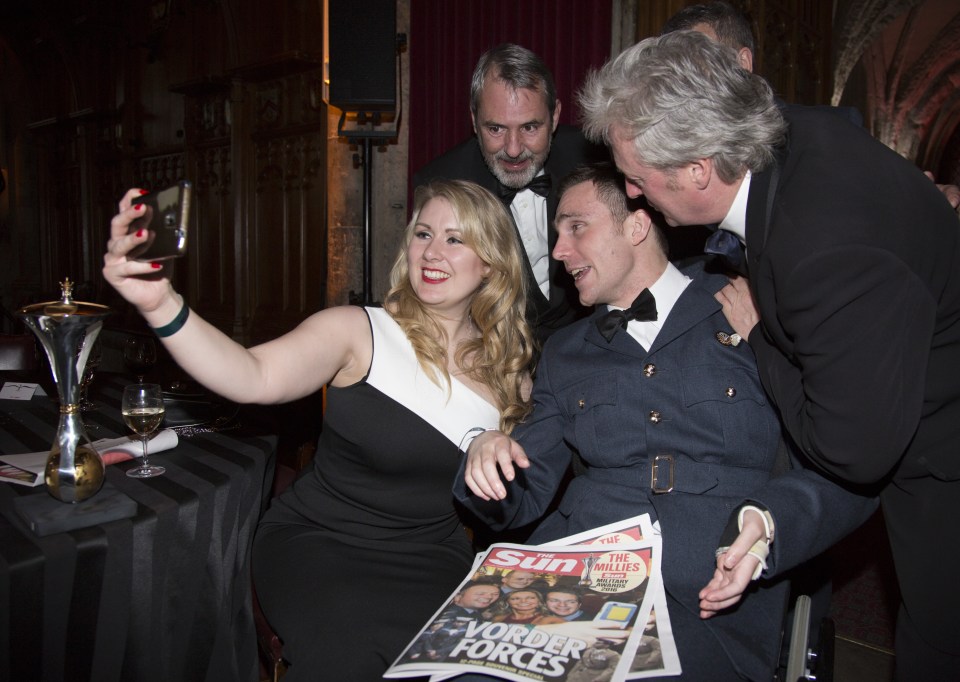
[464,431,530,501]
[714,275,760,342]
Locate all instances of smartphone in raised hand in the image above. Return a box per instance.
[128,180,192,262]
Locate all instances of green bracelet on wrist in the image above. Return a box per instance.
[152,303,190,338]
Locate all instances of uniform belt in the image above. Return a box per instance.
[584,454,770,496]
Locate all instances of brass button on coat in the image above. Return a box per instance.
[649,410,662,423]
[643,363,656,377]
[726,387,736,398]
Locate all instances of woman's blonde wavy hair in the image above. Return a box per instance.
[384,179,534,433]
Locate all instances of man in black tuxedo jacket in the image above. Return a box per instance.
[581,30,960,679]
[414,44,607,344]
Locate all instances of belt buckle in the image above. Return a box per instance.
[650,454,675,494]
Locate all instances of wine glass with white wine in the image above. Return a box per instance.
[122,383,166,478]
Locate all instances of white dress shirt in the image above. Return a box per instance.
[718,170,752,245]
[509,181,551,300]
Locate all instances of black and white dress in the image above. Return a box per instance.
[253,306,499,681]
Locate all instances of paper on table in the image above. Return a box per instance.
[0,382,45,400]
[0,451,47,487]
[0,428,179,486]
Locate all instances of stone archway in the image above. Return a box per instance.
[832,0,960,179]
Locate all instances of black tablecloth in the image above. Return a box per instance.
[0,374,277,682]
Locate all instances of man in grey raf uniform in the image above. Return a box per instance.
[456,163,875,681]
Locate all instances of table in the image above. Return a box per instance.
[0,372,277,682]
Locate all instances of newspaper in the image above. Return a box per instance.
[547,515,681,679]
[385,529,667,682]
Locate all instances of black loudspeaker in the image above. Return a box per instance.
[327,0,396,111]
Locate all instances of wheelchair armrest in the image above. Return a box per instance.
[785,594,835,682]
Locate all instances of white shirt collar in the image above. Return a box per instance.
[606,262,691,350]
[645,261,690,323]
[718,170,752,245]
[510,169,548,200]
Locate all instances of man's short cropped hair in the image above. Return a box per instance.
[660,1,755,53]
[470,43,558,120]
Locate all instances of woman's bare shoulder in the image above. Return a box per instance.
[303,303,370,325]
[297,306,374,386]
[293,304,373,341]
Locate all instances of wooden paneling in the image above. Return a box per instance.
[188,145,236,325]
[633,0,834,106]
[752,0,833,105]
[246,70,328,344]
[0,0,329,344]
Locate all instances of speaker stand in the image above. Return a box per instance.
[337,110,398,305]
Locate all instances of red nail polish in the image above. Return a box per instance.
[135,203,145,211]
[136,229,144,238]
[138,189,149,195]
[151,263,162,269]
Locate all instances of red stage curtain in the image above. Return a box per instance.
[408,0,613,189]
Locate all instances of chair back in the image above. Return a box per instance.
[0,333,39,370]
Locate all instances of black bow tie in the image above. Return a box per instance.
[704,229,747,275]
[497,174,552,205]
[595,289,657,342]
